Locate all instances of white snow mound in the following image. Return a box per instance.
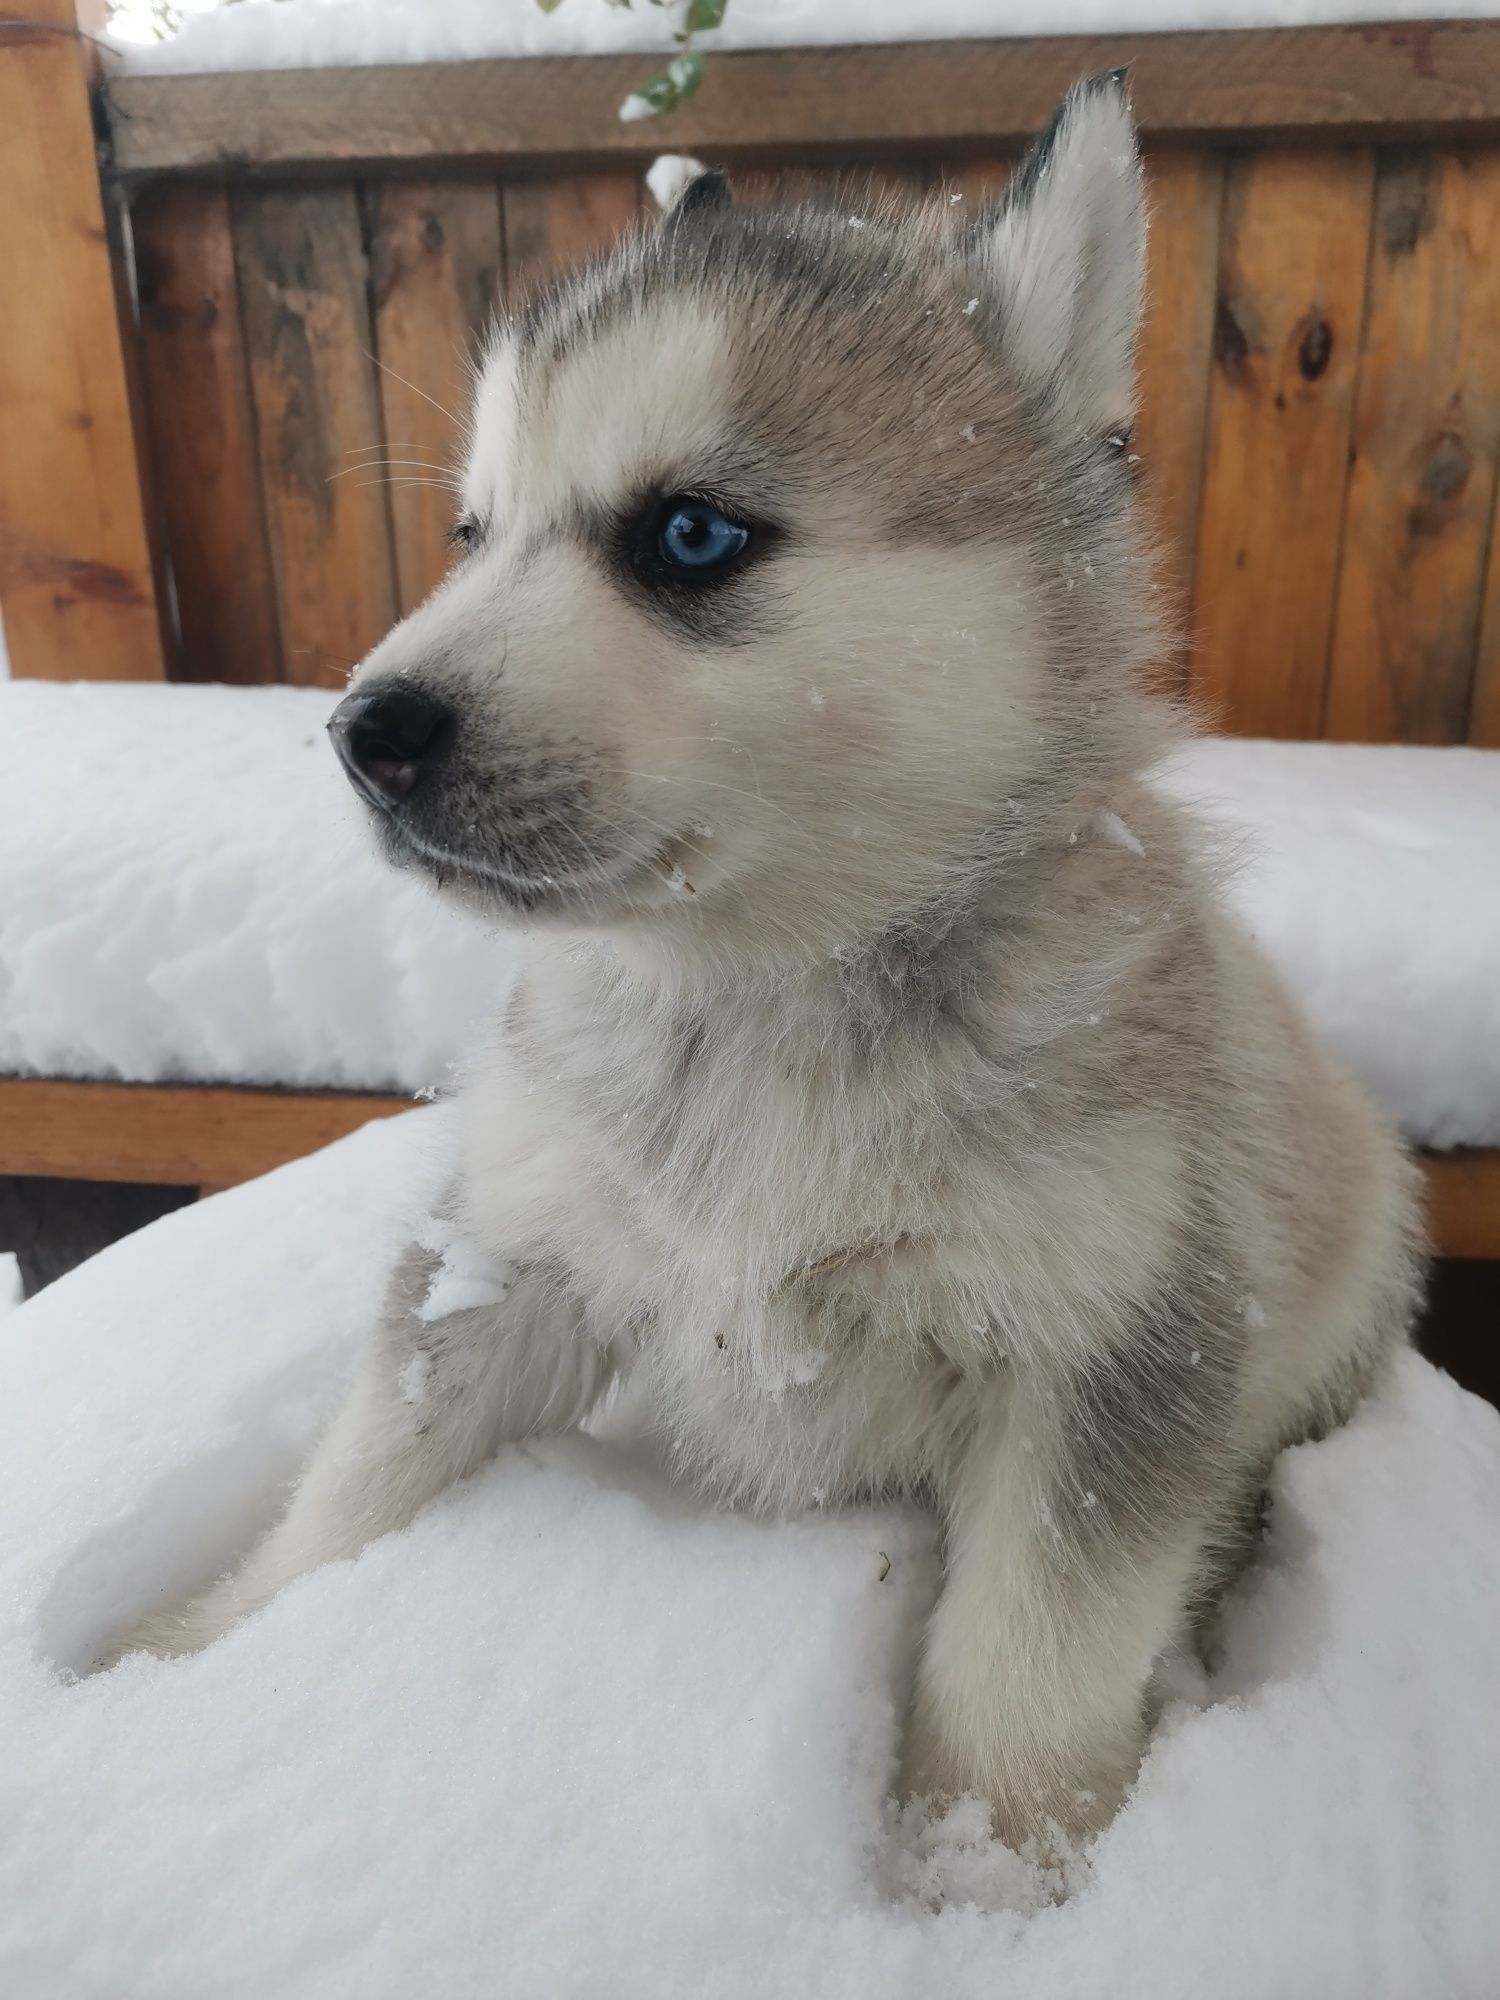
[3,682,1498,1146]
[2,1109,1498,1995]
[0,681,509,1095]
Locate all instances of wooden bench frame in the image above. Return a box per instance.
[0,4,1496,1259]
[0,1077,1494,1261]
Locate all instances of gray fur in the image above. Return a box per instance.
[109,81,1422,1856]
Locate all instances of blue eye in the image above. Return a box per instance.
[657,498,750,574]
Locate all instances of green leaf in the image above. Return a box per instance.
[620,69,681,118]
[685,0,729,31]
[619,52,703,121]
[534,0,567,13]
[667,50,705,96]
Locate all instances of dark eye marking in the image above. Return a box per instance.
[449,515,484,555]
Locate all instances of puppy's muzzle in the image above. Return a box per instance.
[329,688,454,807]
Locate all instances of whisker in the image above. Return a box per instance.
[618,768,822,849]
[348,478,461,495]
[329,459,458,482]
[362,346,462,426]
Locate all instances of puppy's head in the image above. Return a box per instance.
[333,75,1158,974]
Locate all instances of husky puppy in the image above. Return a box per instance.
[121,78,1420,1850]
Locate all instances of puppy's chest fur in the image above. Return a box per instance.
[457,935,1191,1509]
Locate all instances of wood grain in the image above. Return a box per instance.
[1469,437,1500,745]
[1424,1150,1500,1262]
[233,184,397,685]
[1190,148,1375,737]
[104,25,1500,179]
[1135,150,1225,691]
[938,158,1013,210]
[367,179,502,614]
[132,180,283,683]
[0,0,167,680]
[1323,150,1500,743]
[3,1073,1491,1256]
[0,1078,409,1190]
[501,172,640,300]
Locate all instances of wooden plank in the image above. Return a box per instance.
[1424,1150,1500,1262]
[2,1072,1494,1256]
[0,0,168,680]
[1470,428,1500,745]
[940,158,1013,209]
[1135,150,1225,691]
[132,181,283,683]
[1190,148,1375,737]
[761,161,932,206]
[233,184,398,685]
[501,171,640,300]
[0,1078,409,1190]
[104,25,1500,180]
[1475,559,1500,746]
[367,180,502,615]
[1323,150,1500,743]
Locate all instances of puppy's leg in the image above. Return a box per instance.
[111,1234,609,1661]
[904,1328,1239,1850]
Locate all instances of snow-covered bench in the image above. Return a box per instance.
[3,680,1498,1254]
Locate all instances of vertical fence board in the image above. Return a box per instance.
[0,0,167,680]
[940,158,1013,208]
[501,172,640,299]
[233,184,396,686]
[1136,151,1224,688]
[766,160,931,204]
[1190,148,1375,737]
[1469,524,1500,745]
[133,182,282,683]
[367,181,502,616]
[1324,150,1500,742]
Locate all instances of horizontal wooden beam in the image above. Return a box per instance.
[0,1078,410,1190]
[104,23,1500,181]
[1424,1148,1500,1264]
[1,1074,1497,1261]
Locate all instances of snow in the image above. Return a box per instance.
[1158,737,1500,1152]
[103,0,1500,76]
[413,1212,515,1322]
[2,1106,1498,1994]
[0,681,508,1097]
[645,152,709,211]
[2,683,1497,1144]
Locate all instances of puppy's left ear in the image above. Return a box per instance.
[969,71,1144,436]
[648,155,733,224]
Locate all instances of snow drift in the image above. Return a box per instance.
[2,1108,1498,1995]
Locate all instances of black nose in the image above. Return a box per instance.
[328,688,454,804]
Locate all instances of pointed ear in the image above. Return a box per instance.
[647,156,733,225]
[969,72,1144,436]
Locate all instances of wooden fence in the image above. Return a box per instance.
[1,9,1499,745]
[1,6,1498,1254]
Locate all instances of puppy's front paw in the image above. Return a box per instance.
[902,1727,1126,1856]
[95,1589,236,1670]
